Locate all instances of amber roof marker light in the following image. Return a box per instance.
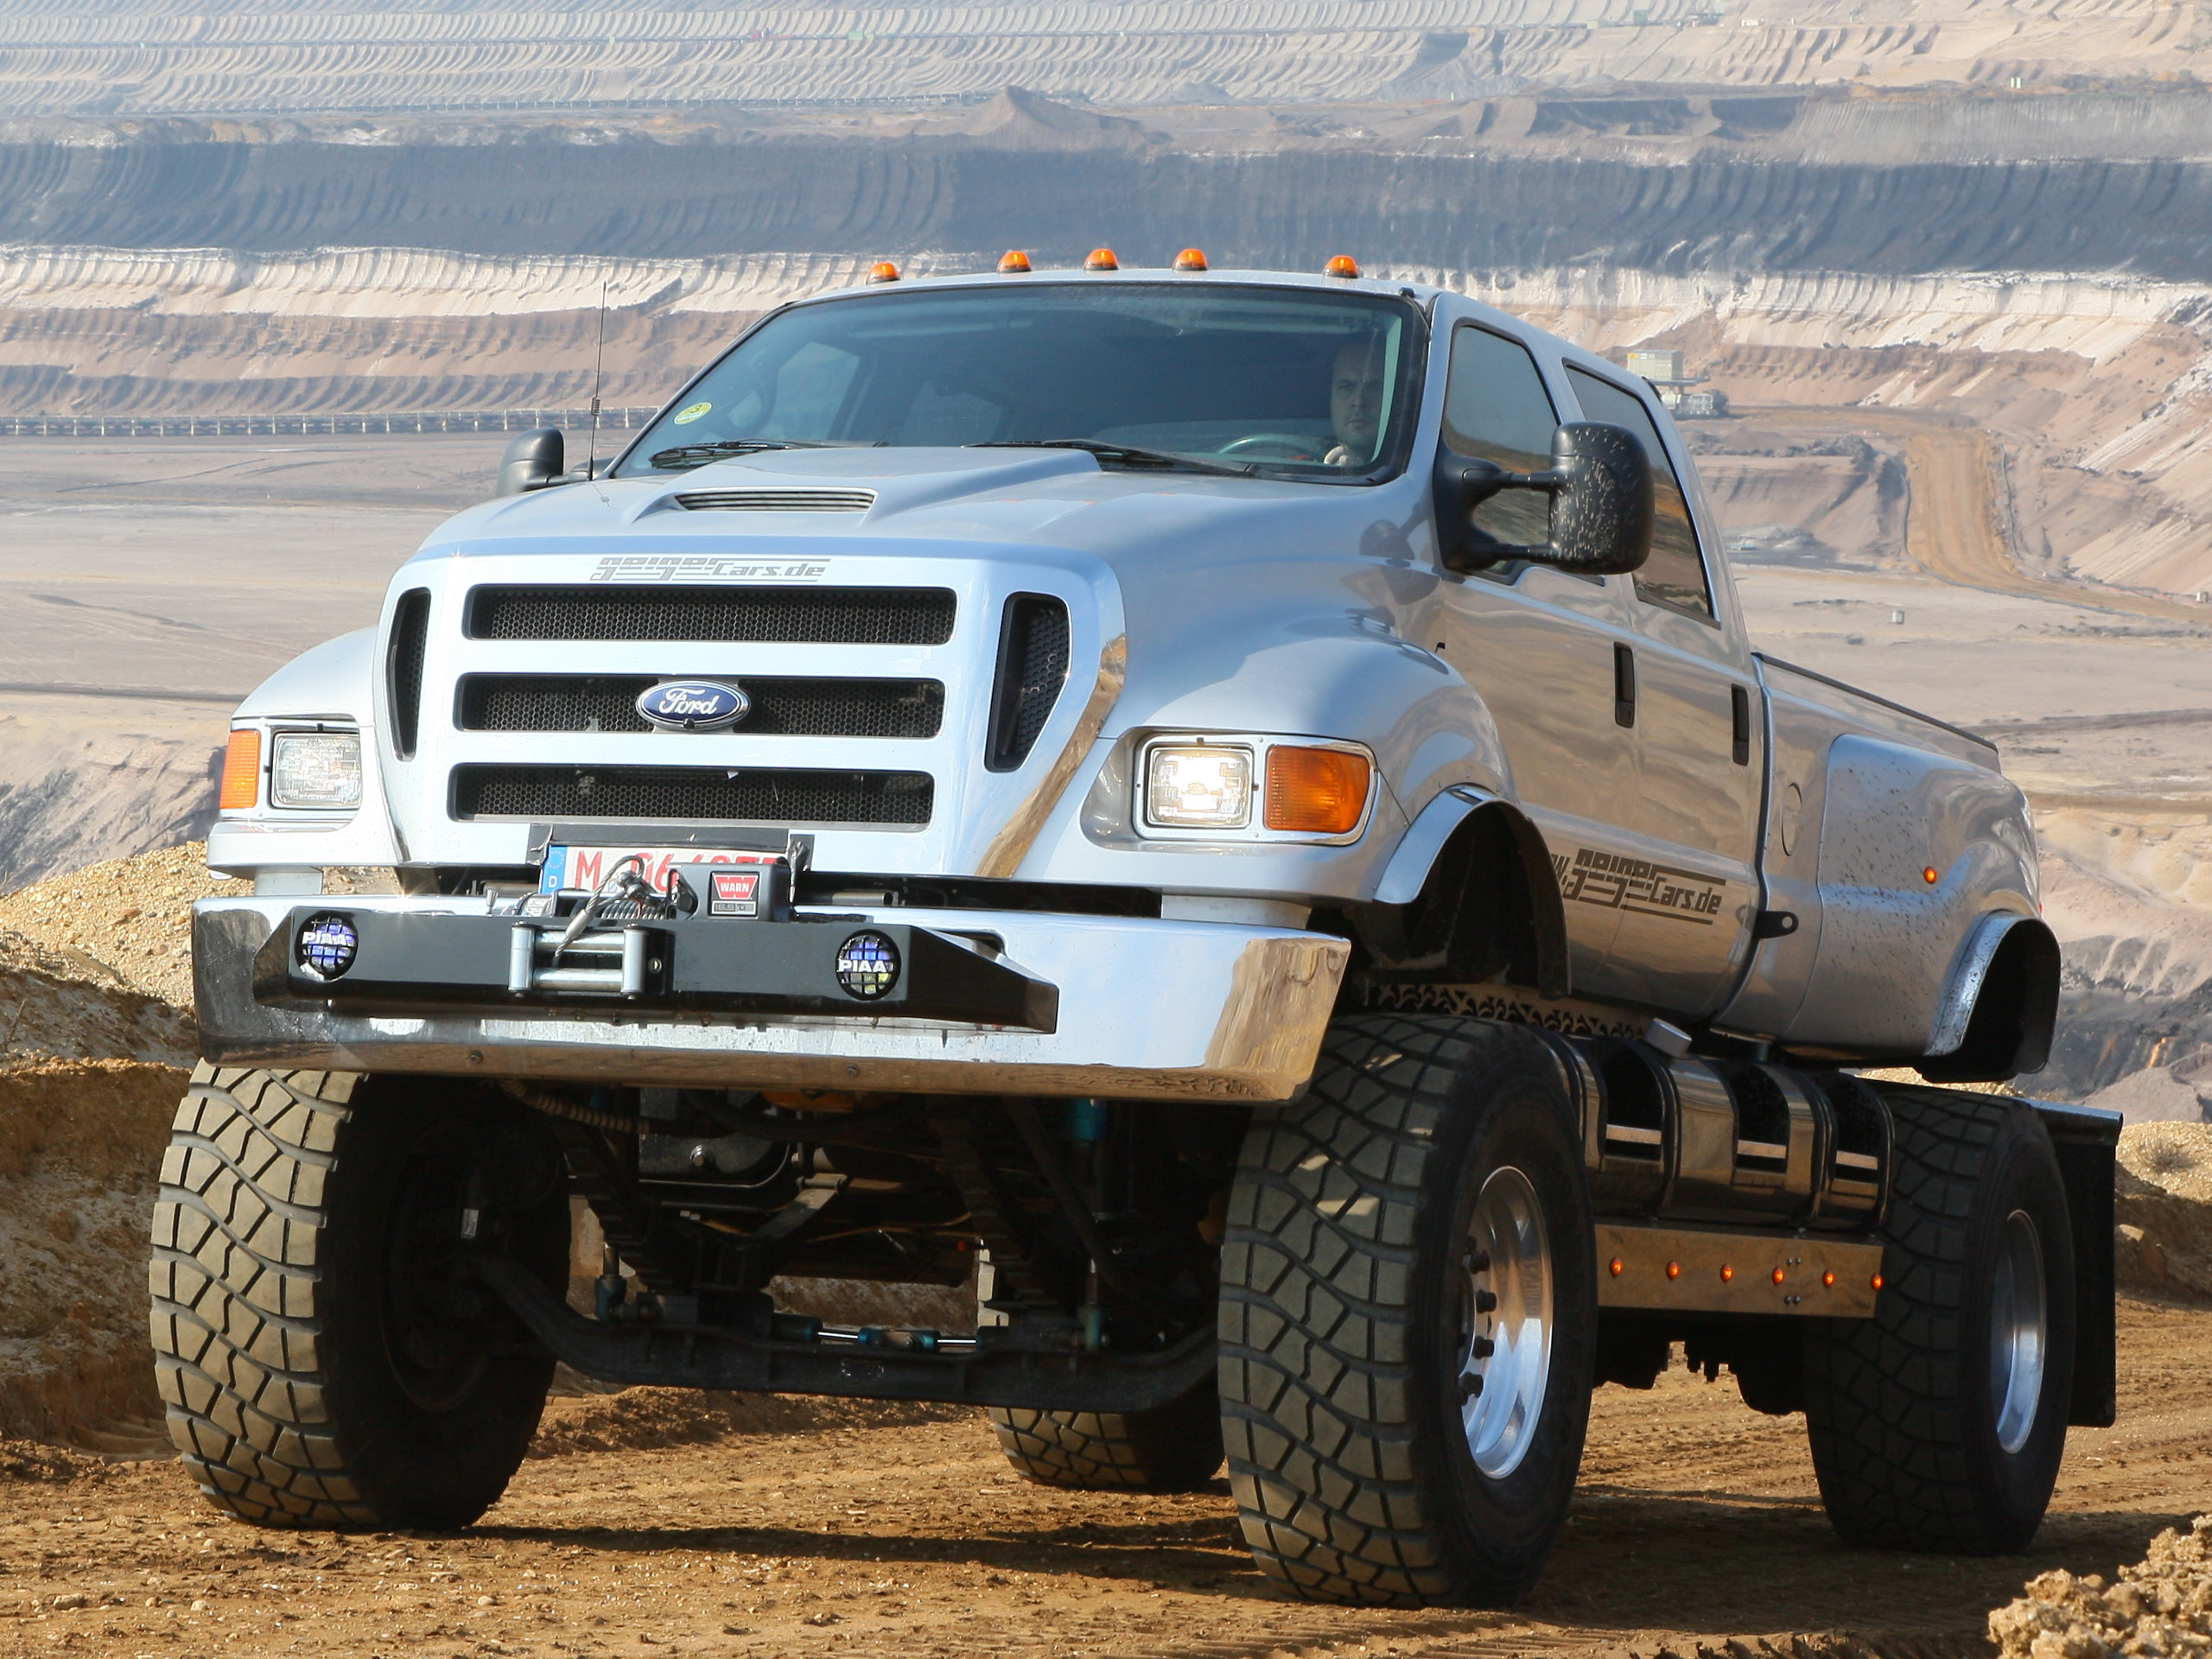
[1084,247,1120,270]
[866,261,900,284]
[1173,247,1209,271]
[1325,255,1361,279]
[997,250,1032,274]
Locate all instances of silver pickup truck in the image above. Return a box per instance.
[162,259,2114,1605]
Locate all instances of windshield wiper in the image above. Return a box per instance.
[971,439,1255,479]
[646,438,861,472]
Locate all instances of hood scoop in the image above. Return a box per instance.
[673,487,876,514]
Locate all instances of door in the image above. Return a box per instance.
[1564,365,1762,1016]
[1428,321,1647,997]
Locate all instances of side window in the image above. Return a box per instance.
[1442,325,1559,552]
[1564,366,1713,620]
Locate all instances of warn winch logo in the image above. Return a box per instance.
[589,556,830,583]
[1554,847,1726,925]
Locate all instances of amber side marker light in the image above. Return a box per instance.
[1174,247,1209,271]
[997,250,1032,273]
[867,261,900,283]
[1325,255,1361,278]
[1665,1261,1681,1281]
[1871,1272,1885,1290]
[1770,1267,1786,1286]
[1264,747,1370,835]
[1608,1256,1624,1277]
[219,728,261,810]
[1719,1264,1735,1283]
[1923,866,1941,884]
[1085,247,1120,270]
[1822,1269,1837,1288]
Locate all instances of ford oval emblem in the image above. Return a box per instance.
[638,680,750,732]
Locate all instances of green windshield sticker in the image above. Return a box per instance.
[672,401,712,425]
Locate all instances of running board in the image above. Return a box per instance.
[1596,1222,1884,1317]
[465,1254,1216,1413]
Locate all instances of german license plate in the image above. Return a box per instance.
[538,844,776,896]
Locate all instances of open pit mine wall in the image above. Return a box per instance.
[6,138,2212,280]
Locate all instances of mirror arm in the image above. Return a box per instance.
[1433,454,1567,574]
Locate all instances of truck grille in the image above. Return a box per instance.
[456,675,944,739]
[452,764,934,827]
[466,585,956,645]
[986,594,1071,771]
[387,588,431,760]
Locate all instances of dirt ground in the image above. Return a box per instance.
[0,1295,2202,1658]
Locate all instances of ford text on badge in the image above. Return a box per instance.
[637,680,750,731]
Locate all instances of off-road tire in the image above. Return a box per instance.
[986,1382,1224,1491]
[149,1065,568,1529]
[1802,1085,2076,1553]
[1217,1014,1596,1606]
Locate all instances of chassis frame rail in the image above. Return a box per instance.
[467,1254,1217,1413]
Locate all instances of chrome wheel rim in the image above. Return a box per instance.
[1989,1208,2047,1456]
[1458,1165,1554,1479]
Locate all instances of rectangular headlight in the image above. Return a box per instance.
[1144,744,1253,830]
[270,732,363,810]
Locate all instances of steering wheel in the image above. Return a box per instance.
[1217,433,1320,461]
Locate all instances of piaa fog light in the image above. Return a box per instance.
[296,912,359,981]
[1145,743,1253,830]
[835,931,899,1001]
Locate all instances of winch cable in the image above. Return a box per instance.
[498,1077,643,1135]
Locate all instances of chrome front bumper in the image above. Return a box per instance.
[194,897,1349,1102]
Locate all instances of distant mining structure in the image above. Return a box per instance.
[1,0,2210,1097]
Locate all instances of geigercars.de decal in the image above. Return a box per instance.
[588,556,832,583]
[1554,846,1727,925]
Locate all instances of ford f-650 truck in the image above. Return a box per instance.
[160,257,2115,1607]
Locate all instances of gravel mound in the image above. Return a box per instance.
[2115,1123,2212,1300]
[1990,1516,2212,1659]
[0,840,246,1015]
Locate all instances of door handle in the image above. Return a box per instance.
[1613,643,1637,728]
[1732,683,1752,766]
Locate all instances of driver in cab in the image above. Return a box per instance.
[1322,333,1386,467]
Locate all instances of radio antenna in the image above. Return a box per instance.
[585,277,609,480]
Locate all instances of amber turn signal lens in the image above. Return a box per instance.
[997,250,1032,273]
[1084,247,1119,270]
[866,261,900,283]
[1325,255,1361,279]
[1173,247,1208,271]
[219,728,261,810]
[1263,747,1370,835]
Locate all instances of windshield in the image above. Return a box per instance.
[615,282,1424,480]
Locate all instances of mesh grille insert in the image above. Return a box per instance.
[466,585,956,645]
[386,588,431,760]
[673,489,875,513]
[986,594,1071,771]
[452,765,933,827]
[456,675,944,739]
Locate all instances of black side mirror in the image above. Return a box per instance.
[1433,420,1655,576]
[498,428,566,497]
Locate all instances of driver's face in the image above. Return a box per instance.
[1331,340,1387,457]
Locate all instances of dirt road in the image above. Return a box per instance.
[1735,407,2209,627]
[3,1298,2205,1658]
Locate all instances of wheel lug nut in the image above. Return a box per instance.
[1459,1372,1484,1399]
[1471,1336,1496,1358]
[1462,1247,1491,1274]
[1474,1289,1498,1314]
